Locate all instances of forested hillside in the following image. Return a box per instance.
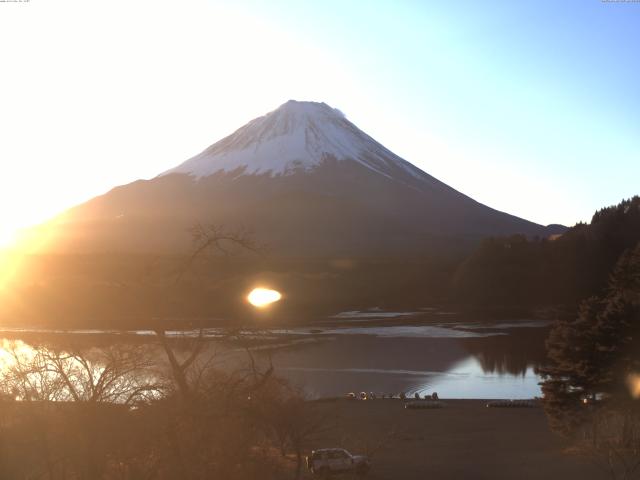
[453,196,640,308]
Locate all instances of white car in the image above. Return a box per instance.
[306,448,370,477]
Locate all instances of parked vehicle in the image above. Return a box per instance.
[306,448,370,477]
[404,400,445,409]
[485,399,537,408]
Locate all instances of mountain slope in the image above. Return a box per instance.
[43,100,559,256]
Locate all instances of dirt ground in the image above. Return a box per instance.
[304,399,606,480]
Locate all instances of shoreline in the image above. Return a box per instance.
[304,398,602,479]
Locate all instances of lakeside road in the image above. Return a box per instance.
[306,399,604,480]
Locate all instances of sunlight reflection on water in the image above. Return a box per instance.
[278,356,541,400]
[0,339,36,371]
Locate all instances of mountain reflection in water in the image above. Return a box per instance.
[0,322,548,400]
[262,327,547,399]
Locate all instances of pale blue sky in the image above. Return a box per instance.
[0,0,638,245]
[241,0,639,226]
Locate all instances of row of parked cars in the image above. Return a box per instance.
[346,391,439,400]
[485,399,538,408]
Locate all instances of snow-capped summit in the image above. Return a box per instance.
[161,100,420,180]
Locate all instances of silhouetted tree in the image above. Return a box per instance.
[0,342,165,480]
[539,243,640,479]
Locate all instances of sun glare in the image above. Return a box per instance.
[627,373,640,399]
[247,288,282,308]
[0,226,18,249]
[0,247,25,290]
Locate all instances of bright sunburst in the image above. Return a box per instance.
[247,288,282,308]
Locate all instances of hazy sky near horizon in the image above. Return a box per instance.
[0,0,638,245]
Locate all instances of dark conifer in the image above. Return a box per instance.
[538,244,640,477]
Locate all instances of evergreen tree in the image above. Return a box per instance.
[539,243,640,478]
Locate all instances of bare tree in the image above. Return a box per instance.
[0,341,167,480]
[155,223,263,397]
[153,329,209,402]
[0,342,166,405]
[247,377,332,480]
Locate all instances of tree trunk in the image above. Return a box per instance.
[294,447,302,480]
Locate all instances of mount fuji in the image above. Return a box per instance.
[45,100,561,256]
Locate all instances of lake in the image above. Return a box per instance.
[0,310,550,400]
[257,315,549,399]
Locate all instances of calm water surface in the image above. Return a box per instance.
[0,313,549,400]
[262,327,547,399]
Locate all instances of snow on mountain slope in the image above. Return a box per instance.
[161,100,424,181]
